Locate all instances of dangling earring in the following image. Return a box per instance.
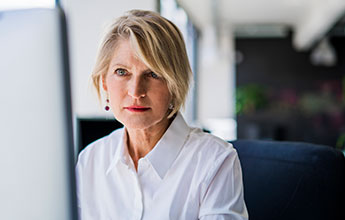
[105,98,110,111]
[169,103,174,110]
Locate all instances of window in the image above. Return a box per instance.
[160,0,199,124]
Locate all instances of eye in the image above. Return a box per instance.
[148,72,159,79]
[115,68,127,76]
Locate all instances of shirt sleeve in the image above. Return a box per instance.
[199,150,248,220]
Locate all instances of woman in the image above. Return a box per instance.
[76,10,248,220]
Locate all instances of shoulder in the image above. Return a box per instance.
[187,127,237,160]
[182,127,239,178]
[180,127,241,186]
[77,128,124,168]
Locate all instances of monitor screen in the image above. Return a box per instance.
[0,8,77,220]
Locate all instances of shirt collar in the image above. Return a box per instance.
[106,112,190,178]
[106,128,130,175]
[146,112,190,179]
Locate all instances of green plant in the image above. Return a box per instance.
[236,84,267,115]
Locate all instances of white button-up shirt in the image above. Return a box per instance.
[76,113,248,220]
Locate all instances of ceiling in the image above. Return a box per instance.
[177,0,345,50]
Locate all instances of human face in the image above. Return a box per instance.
[103,39,172,131]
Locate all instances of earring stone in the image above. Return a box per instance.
[105,98,110,111]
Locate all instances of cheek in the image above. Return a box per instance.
[106,81,125,108]
[106,78,125,95]
[153,88,171,108]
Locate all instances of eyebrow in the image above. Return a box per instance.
[111,63,130,69]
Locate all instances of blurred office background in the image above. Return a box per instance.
[2,0,345,151]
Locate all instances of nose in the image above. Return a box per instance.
[128,77,146,99]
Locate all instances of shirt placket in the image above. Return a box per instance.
[129,167,144,220]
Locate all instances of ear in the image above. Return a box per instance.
[102,75,108,92]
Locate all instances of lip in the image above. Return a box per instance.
[124,106,150,112]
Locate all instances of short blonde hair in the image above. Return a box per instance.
[92,10,192,118]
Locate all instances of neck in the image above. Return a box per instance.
[126,117,173,170]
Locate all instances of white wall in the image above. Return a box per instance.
[197,25,237,140]
[61,0,157,118]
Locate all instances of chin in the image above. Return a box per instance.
[121,115,169,131]
[120,116,155,130]
[124,122,151,130]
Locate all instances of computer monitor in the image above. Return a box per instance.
[0,8,77,220]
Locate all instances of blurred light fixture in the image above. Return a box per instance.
[310,37,337,66]
[0,0,55,11]
[234,24,289,38]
